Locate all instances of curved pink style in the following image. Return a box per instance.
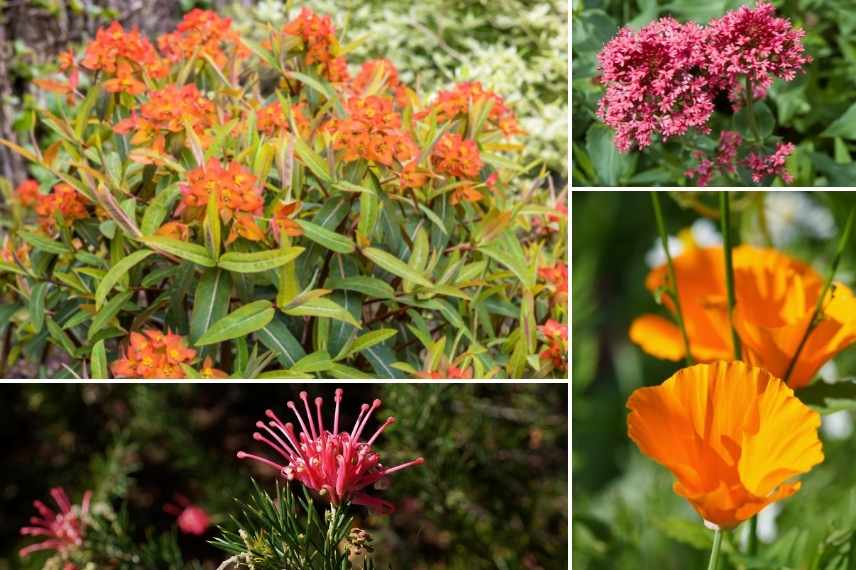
[19,487,91,558]
[237,389,424,514]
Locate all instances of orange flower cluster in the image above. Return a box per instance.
[81,21,167,94]
[327,96,417,166]
[158,9,247,68]
[27,183,89,234]
[111,329,197,379]
[256,101,309,137]
[627,361,823,529]
[431,133,483,179]
[113,84,217,149]
[419,81,522,137]
[176,159,265,244]
[630,245,856,388]
[1,235,30,267]
[538,319,568,371]
[539,262,568,308]
[417,366,474,379]
[282,8,349,82]
[350,59,409,107]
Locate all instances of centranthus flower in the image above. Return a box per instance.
[745,143,795,183]
[627,361,823,529]
[685,131,743,186]
[111,328,197,379]
[631,244,856,388]
[706,1,811,105]
[19,487,92,558]
[597,18,714,152]
[237,389,424,514]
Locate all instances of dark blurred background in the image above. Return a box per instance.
[1,382,568,569]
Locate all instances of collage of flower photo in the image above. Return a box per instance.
[0,0,570,569]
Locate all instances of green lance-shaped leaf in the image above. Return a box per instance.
[258,315,306,368]
[29,282,49,333]
[283,297,362,329]
[326,275,395,299]
[190,268,232,345]
[337,328,398,360]
[195,300,275,346]
[141,235,216,267]
[88,291,133,341]
[293,135,332,183]
[362,343,399,379]
[140,184,181,236]
[218,247,304,273]
[479,230,536,289]
[290,351,334,374]
[95,249,154,310]
[90,340,109,379]
[19,231,72,255]
[357,190,379,247]
[0,261,28,276]
[204,191,221,261]
[363,247,432,288]
[404,226,429,294]
[296,220,355,254]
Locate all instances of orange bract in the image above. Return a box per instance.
[431,133,483,180]
[418,81,522,137]
[113,84,217,148]
[176,159,264,225]
[630,244,856,388]
[326,96,417,166]
[281,8,348,82]
[33,183,89,234]
[111,329,197,379]
[158,9,247,68]
[81,21,166,94]
[627,360,823,529]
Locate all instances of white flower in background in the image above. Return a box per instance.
[756,503,783,544]
[822,411,854,441]
[764,192,836,247]
[644,219,723,267]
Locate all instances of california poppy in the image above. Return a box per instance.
[630,244,856,388]
[627,360,823,529]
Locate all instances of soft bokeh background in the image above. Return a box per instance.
[572,190,856,568]
[1,383,568,569]
[572,0,856,186]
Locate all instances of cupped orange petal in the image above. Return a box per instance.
[627,360,822,529]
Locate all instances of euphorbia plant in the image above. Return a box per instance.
[0,6,568,379]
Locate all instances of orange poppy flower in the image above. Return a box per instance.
[627,360,823,529]
[630,244,856,388]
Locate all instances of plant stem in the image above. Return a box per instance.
[748,517,759,556]
[783,208,855,383]
[651,192,693,365]
[708,527,724,570]
[720,191,742,360]
[745,75,761,143]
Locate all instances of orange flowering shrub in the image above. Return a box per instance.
[0,6,566,379]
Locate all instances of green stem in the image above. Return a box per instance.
[708,527,724,570]
[745,75,761,143]
[783,208,855,383]
[748,517,759,556]
[651,192,693,366]
[720,191,742,361]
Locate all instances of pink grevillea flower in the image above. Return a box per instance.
[685,130,744,186]
[746,142,795,183]
[164,495,212,536]
[597,17,714,152]
[237,389,424,514]
[706,1,811,106]
[19,487,91,558]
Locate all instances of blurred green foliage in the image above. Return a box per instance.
[572,0,856,186]
[1,383,567,569]
[573,190,856,568]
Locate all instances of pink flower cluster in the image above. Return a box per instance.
[597,1,810,152]
[686,132,795,185]
[237,389,424,514]
[19,487,91,559]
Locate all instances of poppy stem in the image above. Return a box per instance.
[783,207,855,384]
[707,527,724,570]
[650,192,693,366]
[720,191,742,360]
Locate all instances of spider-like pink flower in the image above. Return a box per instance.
[237,389,424,514]
[706,1,811,106]
[596,17,715,152]
[19,487,91,558]
[745,142,795,183]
